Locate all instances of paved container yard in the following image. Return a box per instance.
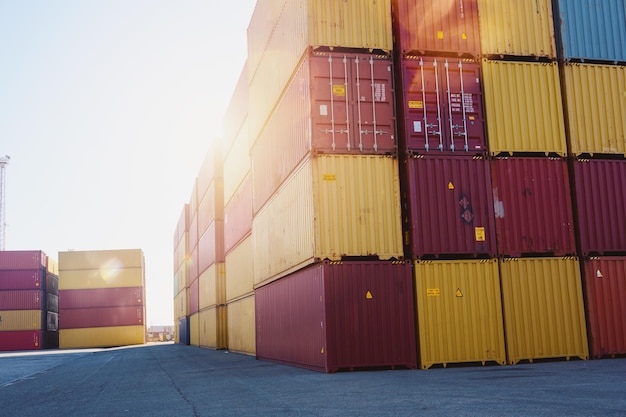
[1,343,625,417]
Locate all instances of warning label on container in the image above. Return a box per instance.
[427,288,440,296]
[408,100,423,109]
[366,291,373,299]
[323,174,336,182]
[374,83,386,102]
[333,85,346,97]
[413,121,422,133]
[456,288,463,297]
[475,227,486,242]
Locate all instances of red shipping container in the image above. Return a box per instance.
[583,257,626,358]
[224,174,252,255]
[59,287,144,309]
[398,56,486,154]
[0,290,45,310]
[393,0,481,57]
[189,278,199,315]
[255,260,417,373]
[573,159,626,255]
[59,306,144,329]
[403,154,496,258]
[0,269,45,291]
[0,330,44,351]
[197,220,225,275]
[491,157,576,257]
[0,251,47,270]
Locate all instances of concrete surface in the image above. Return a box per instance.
[0,343,625,416]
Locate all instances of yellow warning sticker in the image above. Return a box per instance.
[461,33,467,40]
[456,288,463,297]
[448,182,455,190]
[366,291,373,299]
[437,31,444,39]
[323,174,336,181]
[321,347,324,353]
[427,288,440,296]
[408,100,423,109]
[475,227,486,242]
[333,85,346,97]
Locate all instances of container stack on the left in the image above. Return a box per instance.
[0,250,58,351]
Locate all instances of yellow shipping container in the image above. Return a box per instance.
[225,236,254,302]
[482,60,566,156]
[223,127,251,206]
[227,294,255,356]
[414,259,506,369]
[190,312,199,347]
[174,263,189,297]
[499,257,589,364]
[59,325,145,349]
[253,155,403,286]
[59,249,144,271]
[198,306,228,350]
[174,288,189,320]
[199,262,226,310]
[563,64,626,156]
[478,0,556,58]
[173,232,188,272]
[0,310,44,331]
[59,267,144,290]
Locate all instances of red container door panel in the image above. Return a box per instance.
[224,175,253,255]
[189,278,199,315]
[0,330,44,351]
[405,155,496,258]
[0,269,45,290]
[0,251,47,270]
[573,160,626,255]
[583,257,626,358]
[59,306,144,329]
[400,57,485,154]
[491,158,576,256]
[0,290,45,310]
[59,287,144,309]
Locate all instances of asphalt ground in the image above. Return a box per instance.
[0,343,625,417]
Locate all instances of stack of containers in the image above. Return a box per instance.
[392,0,504,369]
[477,0,588,364]
[58,249,146,349]
[173,204,190,345]
[222,64,255,356]
[250,0,417,372]
[0,251,58,350]
[553,0,626,359]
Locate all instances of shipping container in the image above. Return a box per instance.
[491,157,576,257]
[59,306,144,329]
[224,173,252,255]
[44,331,59,349]
[59,267,144,290]
[0,310,45,331]
[59,287,144,309]
[174,288,189,320]
[46,257,58,275]
[572,159,626,255]
[46,311,58,331]
[174,263,189,298]
[198,306,228,350]
[173,204,189,249]
[563,64,626,156]
[255,260,416,373]
[0,251,47,270]
[222,64,248,156]
[397,56,486,154]
[173,233,188,273]
[481,60,566,156]
[253,155,403,286]
[178,316,190,345]
[223,127,251,208]
[58,249,144,271]
[188,213,199,253]
[393,0,481,57]
[59,325,145,349]
[47,293,58,313]
[197,220,225,274]
[414,259,505,369]
[188,246,199,283]
[583,257,626,358]
[197,141,223,202]
[554,0,626,62]
[189,312,199,347]
[477,0,557,58]
[198,180,224,237]
[0,330,44,351]
[225,236,254,302]
[227,294,255,355]
[0,290,44,310]
[499,257,588,364]
[198,262,225,310]
[188,178,198,215]
[403,154,496,258]
[189,278,199,315]
[45,272,58,295]
[0,269,45,291]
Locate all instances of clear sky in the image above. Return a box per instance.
[0,1,256,326]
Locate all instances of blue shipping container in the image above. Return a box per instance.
[178,317,190,345]
[555,0,626,62]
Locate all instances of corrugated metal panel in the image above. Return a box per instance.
[224,174,252,256]
[563,64,626,156]
[198,306,228,350]
[223,126,251,206]
[188,246,199,283]
[44,331,58,349]
[499,257,588,364]
[253,155,403,286]
[46,258,58,275]
[222,63,248,157]
[189,278,199,315]
[197,220,225,274]
[59,287,144,309]
[555,0,626,62]
[491,157,576,256]
[0,290,44,310]
[59,306,144,329]
[227,294,255,355]
[174,288,189,320]
[173,204,189,249]
[393,0,481,57]
[256,260,416,373]
[572,159,626,255]
[197,181,221,237]
[197,142,223,200]
[404,154,496,258]
[583,257,626,358]
[47,312,58,331]
[188,213,198,252]
[225,236,254,302]
[0,269,45,291]
[0,330,44,351]
[59,325,144,349]
[46,273,58,295]
[477,0,556,58]
[0,251,47,270]
[0,310,45,331]
[482,60,567,156]
[414,259,505,369]
[47,293,58,313]
[189,312,199,347]
[174,263,188,296]
[173,232,187,272]
[58,249,144,271]
[246,0,288,80]
[398,56,486,154]
[59,268,144,290]
[177,316,190,345]
[199,262,226,310]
